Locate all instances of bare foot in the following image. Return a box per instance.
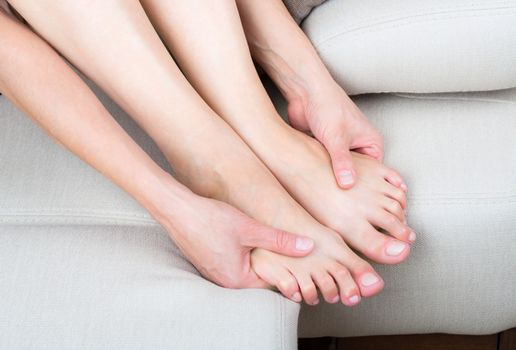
[165,121,385,305]
[264,127,415,265]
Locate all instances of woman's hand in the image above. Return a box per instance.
[0,11,314,291]
[150,185,315,289]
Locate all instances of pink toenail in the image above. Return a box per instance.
[409,231,417,243]
[331,296,340,303]
[291,292,302,303]
[348,295,361,305]
[361,273,380,287]
[386,241,408,256]
[338,171,354,186]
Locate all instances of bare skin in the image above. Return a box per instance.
[8,0,391,304]
[138,0,415,265]
[0,9,316,291]
[237,0,392,190]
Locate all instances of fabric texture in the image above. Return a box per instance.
[267,83,516,337]
[302,0,516,94]
[282,0,327,23]
[0,224,299,350]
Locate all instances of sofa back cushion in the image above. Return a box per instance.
[303,0,516,94]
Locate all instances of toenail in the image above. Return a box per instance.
[348,295,361,305]
[291,292,302,303]
[386,241,408,256]
[338,170,354,186]
[409,231,417,243]
[361,273,380,287]
[400,183,408,192]
[331,295,340,303]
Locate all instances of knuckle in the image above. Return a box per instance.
[275,230,291,250]
[335,268,351,280]
[278,279,296,293]
[319,276,335,290]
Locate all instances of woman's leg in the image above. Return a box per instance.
[8,0,383,304]
[0,9,314,292]
[236,0,388,189]
[140,0,415,264]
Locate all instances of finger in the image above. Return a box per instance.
[323,135,357,189]
[242,223,314,257]
[353,143,384,162]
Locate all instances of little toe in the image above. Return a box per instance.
[253,258,301,302]
[312,270,339,304]
[276,270,302,303]
[383,168,406,190]
[295,273,319,306]
[328,264,361,306]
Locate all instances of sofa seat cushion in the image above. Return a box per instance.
[0,224,299,350]
[303,0,516,95]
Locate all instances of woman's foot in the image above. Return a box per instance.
[264,126,414,264]
[165,121,385,305]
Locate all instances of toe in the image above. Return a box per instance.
[383,168,406,190]
[252,256,302,302]
[381,196,405,221]
[337,222,407,264]
[276,271,302,303]
[328,264,361,306]
[295,273,319,306]
[371,210,412,246]
[356,271,385,297]
[312,270,339,304]
[332,244,384,297]
[382,184,407,210]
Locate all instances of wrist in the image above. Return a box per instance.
[135,169,198,230]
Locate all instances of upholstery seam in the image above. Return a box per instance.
[391,93,516,106]
[313,9,516,48]
[310,0,516,34]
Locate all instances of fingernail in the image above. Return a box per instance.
[338,170,354,186]
[295,238,314,251]
[348,295,361,305]
[385,241,408,256]
[409,231,417,243]
[291,292,302,303]
[312,298,320,305]
[361,273,381,287]
[331,295,340,303]
[400,183,408,192]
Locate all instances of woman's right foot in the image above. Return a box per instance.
[165,120,385,305]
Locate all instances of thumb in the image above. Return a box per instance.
[243,224,314,257]
[324,135,356,189]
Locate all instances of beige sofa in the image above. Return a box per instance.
[1,0,515,348]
